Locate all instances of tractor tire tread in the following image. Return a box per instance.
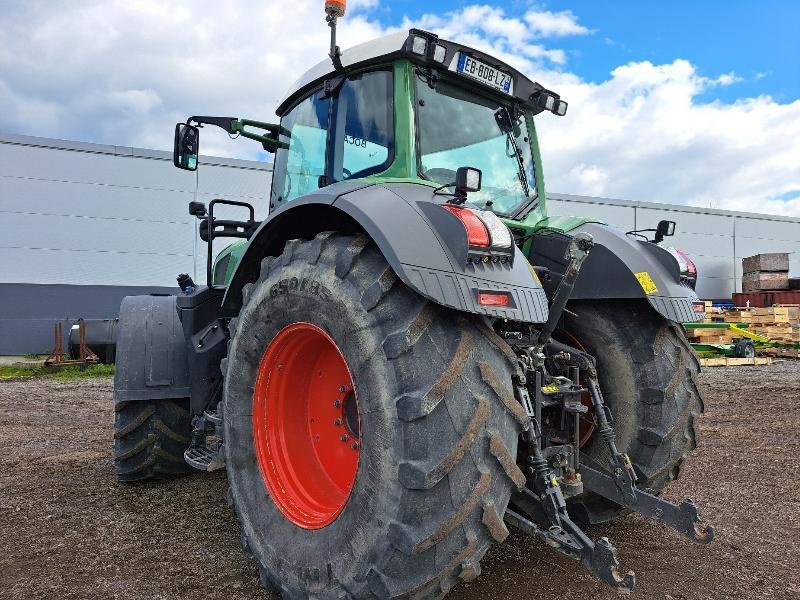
[224,233,523,599]
[113,399,192,482]
[565,300,703,524]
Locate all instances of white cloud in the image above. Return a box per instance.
[106,89,163,115]
[524,9,590,38]
[711,72,743,86]
[0,1,798,217]
[402,5,585,67]
[535,60,800,217]
[0,0,388,156]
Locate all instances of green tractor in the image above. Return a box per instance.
[114,3,713,597]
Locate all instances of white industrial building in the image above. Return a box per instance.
[2,132,798,354]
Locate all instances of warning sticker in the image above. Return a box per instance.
[634,271,659,295]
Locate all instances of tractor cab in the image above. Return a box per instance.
[265,29,568,218]
[174,28,569,287]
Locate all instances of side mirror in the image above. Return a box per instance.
[174,123,199,171]
[189,201,207,217]
[655,220,676,243]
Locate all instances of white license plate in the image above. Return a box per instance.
[453,53,513,95]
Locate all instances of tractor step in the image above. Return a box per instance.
[184,408,225,472]
[203,409,223,426]
[184,445,225,472]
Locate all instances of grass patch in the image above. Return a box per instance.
[0,363,115,381]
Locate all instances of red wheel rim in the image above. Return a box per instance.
[252,323,361,529]
[559,330,597,448]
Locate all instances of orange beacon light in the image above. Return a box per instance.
[325,0,346,18]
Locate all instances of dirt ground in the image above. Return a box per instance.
[1,362,799,600]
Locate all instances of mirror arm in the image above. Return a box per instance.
[182,115,290,156]
[187,115,239,133]
[232,119,290,152]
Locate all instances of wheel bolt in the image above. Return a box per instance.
[339,385,347,393]
[334,418,343,426]
[333,400,342,407]
[340,434,349,442]
[351,442,359,450]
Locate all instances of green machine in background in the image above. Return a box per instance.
[683,321,769,358]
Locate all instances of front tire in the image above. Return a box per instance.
[563,300,704,524]
[223,233,526,599]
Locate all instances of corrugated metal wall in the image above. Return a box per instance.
[548,193,800,300]
[0,133,271,288]
[0,133,271,353]
[1,132,798,353]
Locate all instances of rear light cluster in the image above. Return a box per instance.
[673,248,697,277]
[442,205,513,263]
[666,247,698,290]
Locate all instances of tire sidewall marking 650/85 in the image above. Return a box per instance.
[223,235,523,598]
[225,262,402,591]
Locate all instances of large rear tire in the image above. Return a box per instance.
[223,233,526,599]
[114,399,192,481]
[563,300,704,524]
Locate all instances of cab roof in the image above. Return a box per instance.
[276,29,554,117]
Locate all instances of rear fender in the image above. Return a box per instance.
[113,295,190,403]
[223,181,549,323]
[528,222,703,323]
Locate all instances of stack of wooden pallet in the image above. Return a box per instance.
[684,304,800,346]
[742,253,790,292]
[683,301,729,343]
[700,356,773,367]
[684,324,735,344]
[725,305,800,344]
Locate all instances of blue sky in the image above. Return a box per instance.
[560,0,798,102]
[375,0,800,102]
[0,0,798,215]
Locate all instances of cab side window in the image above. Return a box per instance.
[332,71,393,181]
[271,92,330,205]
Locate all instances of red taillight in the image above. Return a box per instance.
[478,292,510,306]
[442,205,490,247]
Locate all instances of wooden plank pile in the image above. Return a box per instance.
[685,304,800,345]
[727,306,800,344]
[686,326,735,345]
[742,253,790,292]
[699,357,773,367]
[685,301,737,343]
[762,347,800,359]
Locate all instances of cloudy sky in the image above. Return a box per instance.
[1,0,798,216]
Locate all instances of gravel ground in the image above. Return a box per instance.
[1,361,799,599]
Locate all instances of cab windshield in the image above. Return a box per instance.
[416,79,537,217]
